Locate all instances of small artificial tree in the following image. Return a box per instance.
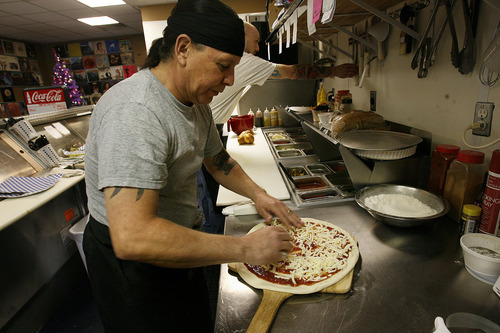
[52,49,83,106]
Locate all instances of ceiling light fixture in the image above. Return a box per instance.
[77,0,126,7]
[78,16,119,26]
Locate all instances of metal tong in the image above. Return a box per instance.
[411,0,457,78]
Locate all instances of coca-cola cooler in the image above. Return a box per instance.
[23,86,72,115]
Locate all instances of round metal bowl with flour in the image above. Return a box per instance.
[355,184,450,227]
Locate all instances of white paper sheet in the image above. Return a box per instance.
[279,27,283,54]
[292,10,298,44]
[285,20,290,48]
[307,0,316,35]
[321,0,336,24]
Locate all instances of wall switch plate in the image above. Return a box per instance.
[370,91,376,111]
[472,102,495,137]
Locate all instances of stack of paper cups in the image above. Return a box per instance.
[37,144,60,167]
[11,119,38,142]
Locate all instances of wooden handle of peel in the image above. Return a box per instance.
[247,289,293,333]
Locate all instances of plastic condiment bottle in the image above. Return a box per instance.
[317,81,327,106]
[277,111,283,126]
[255,108,263,127]
[460,204,481,234]
[247,109,254,127]
[479,149,500,235]
[263,107,271,127]
[427,144,460,196]
[270,107,278,127]
[443,150,485,223]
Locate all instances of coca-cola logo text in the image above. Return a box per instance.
[26,89,64,104]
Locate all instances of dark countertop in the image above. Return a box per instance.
[215,202,500,332]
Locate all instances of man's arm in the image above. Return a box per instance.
[270,63,358,80]
[104,186,293,268]
[203,149,303,228]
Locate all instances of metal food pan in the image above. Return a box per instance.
[275,143,312,150]
[277,150,304,158]
[288,134,309,142]
[299,189,342,202]
[305,164,331,175]
[286,166,309,177]
[292,176,330,192]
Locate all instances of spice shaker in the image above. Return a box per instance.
[427,144,460,196]
[443,150,485,223]
[479,149,500,235]
[460,204,481,235]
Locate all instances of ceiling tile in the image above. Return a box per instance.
[58,7,102,19]
[0,1,47,14]
[1,15,37,25]
[21,11,73,23]
[0,26,29,34]
[28,0,87,11]
[110,12,142,24]
[15,22,56,32]
[95,4,139,16]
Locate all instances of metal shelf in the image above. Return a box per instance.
[266,0,422,60]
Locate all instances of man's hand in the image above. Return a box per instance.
[331,63,359,78]
[252,191,303,229]
[241,226,293,265]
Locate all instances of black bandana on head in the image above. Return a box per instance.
[167,12,244,57]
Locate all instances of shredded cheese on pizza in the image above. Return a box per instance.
[247,219,353,286]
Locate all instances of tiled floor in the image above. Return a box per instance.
[40,266,221,332]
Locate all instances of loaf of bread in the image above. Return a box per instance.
[330,111,386,137]
[238,130,254,144]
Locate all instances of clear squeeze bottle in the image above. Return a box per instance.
[248,108,255,127]
[263,107,271,127]
[270,107,278,127]
[255,108,263,127]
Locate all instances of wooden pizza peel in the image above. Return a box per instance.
[227,263,355,333]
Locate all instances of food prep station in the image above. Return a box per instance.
[215,108,500,332]
[263,127,356,207]
[0,107,91,331]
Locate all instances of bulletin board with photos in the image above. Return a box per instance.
[54,39,138,105]
[0,39,43,118]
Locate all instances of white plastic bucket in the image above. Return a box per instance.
[69,215,89,272]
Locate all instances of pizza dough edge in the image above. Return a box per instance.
[235,218,359,295]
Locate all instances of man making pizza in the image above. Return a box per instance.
[83,0,303,332]
[199,22,358,234]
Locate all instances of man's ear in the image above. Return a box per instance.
[175,34,191,66]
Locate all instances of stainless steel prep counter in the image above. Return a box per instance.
[216,202,500,332]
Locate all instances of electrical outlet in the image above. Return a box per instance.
[473,102,495,137]
[370,91,376,111]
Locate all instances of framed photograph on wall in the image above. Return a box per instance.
[2,40,14,55]
[108,53,122,66]
[1,87,15,102]
[105,40,119,53]
[93,40,106,54]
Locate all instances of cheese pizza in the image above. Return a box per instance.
[235,218,359,294]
